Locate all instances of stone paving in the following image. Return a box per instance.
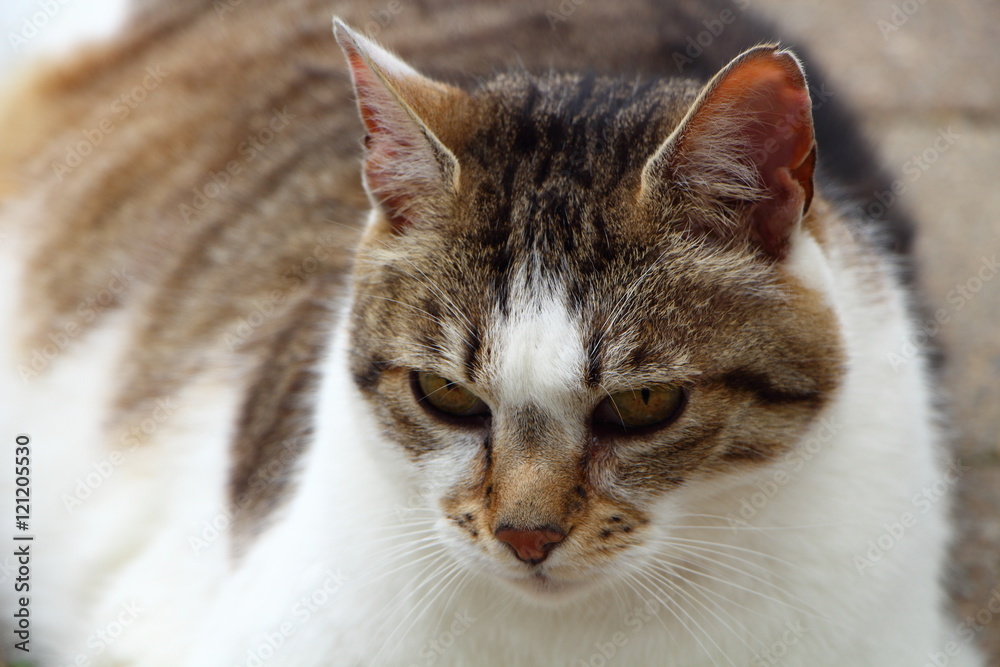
[754,0,1000,660]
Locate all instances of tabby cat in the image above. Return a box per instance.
[0,0,981,665]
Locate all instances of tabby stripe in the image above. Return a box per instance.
[721,441,783,463]
[584,331,602,387]
[720,369,820,405]
[228,290,333,546]
[566,71,597,116]
[463,322,484,384]
[514,83,541,152]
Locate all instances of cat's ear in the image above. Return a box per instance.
[641,45,816,259]
[334,20,465,233]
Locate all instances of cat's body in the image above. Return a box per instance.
[0,1,981,665]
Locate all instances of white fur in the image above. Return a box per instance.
[492,288,585,411]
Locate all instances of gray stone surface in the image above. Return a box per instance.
[755,0,1000,661]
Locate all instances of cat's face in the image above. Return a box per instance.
[336,23,843,600]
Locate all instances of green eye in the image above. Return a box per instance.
[415,371,489,418]
[595,385,685,430]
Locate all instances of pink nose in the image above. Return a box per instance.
[494,527,566,565]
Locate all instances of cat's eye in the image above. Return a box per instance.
[414,371,490,419]
[594,385,685,431]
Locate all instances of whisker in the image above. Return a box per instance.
[631,570,726,667]
[657,556,829,623]
[381,559,467,661]
[654,571,748,662]
[650,558,785,624]
[361,543,448,588]
[648,534,805,575]
[645,561,766,654]
[368,557,460,662]
[669,513,854,531]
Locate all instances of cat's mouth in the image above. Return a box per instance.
[503,570,591,603]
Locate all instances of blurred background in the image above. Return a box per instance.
[746,0,1000,660]
[1,0,997,662]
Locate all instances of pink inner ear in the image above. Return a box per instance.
[343,51,412,228]
[736,65,815,198]
[341,36,453,233]
[687,54,817,258]
[346,52,382,138]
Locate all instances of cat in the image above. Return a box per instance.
[0,0,983,665]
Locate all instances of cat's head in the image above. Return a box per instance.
[334,21,843,601]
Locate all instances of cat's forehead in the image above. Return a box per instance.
[461,72,698,199]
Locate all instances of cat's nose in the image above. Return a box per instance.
[494,526,566,565]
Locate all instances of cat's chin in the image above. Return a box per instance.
[501,571,596,606]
